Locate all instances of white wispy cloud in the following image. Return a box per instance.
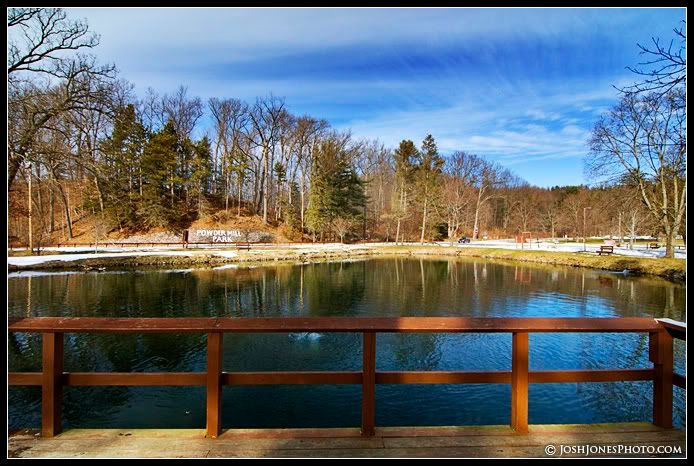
[62,7,685,186]
[338,75,624,167]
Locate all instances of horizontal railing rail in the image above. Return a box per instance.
[7,316,664,333]
[8,317,685,439]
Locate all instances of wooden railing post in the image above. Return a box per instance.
[361,332,376,437]
[42,332,64,437]
[511,332,529,433]
[650,330,673,428]
[206,332,223,438]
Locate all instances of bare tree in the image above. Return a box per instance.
[510,185,541,234]
[588,90,686,258]
[332,217,354,243]
[209,97,249,214]
[246,95,286,224]
[622,194,651,250]
[444,151,477,243]
[139,87,162,133]
[470,157,509,240]
[539,190,561,240]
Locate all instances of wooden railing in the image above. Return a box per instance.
[8,317,686,438]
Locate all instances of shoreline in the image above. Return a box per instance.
[7,245,686,283]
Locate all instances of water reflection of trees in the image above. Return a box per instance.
[9,259,686,322]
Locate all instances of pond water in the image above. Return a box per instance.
[8,257,686,430]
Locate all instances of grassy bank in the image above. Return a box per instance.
[7,245,686,282]
[375,246,686,282]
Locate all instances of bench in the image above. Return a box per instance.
[597,245,614,256]
[236,242,251,251]
[648,243,660,249]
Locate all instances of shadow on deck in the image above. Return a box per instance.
[8,423,685,458]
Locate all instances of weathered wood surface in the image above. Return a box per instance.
[8,369,664,387]
[511,332,529,433]
[656,318,686,341]
[8,316,663,334]
[8,317,684,441]
[8,368,656,387]
[9,423,685,458]
[41,333,63,438]
[361,332,376,437]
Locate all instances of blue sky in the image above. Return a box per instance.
[70,7,685,187]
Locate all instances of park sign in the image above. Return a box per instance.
[191,229,244,243]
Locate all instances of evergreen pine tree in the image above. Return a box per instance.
[415,134,444,242]
[138,122,179,228]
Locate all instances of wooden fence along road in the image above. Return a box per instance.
[8,316,686,457]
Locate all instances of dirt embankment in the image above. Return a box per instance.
[26,208,295,247]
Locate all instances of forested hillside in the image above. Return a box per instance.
[8,9,686,257]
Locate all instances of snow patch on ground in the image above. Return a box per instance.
[213,251,239,258]
[9,270,86,278]
[7,250,195,266]
[452,239,686,259]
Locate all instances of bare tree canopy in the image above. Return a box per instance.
[162,86,204,137]
[8,8,100,79]
[619,20,686,100]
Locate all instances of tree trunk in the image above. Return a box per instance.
[94,176,105,212]
[55,181,73,240]
[665,226,675,259]
[170,171,175,207]
[300,172,305,233]
[49,183,55,233]
[27,164,33,252]
[395,219,401,245]
[236,174,241,217]
[262,149,269,224]
[225,171,229,213]
[420,197,428,243]
[472,187,483,240]
[363,183,368,240]
[8,156,23,192]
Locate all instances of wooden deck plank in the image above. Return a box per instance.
[12,440,685,459]
[29,422,667,440]
[8,424,685,458]
[15,437,387,452]
[382,430,685,449]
